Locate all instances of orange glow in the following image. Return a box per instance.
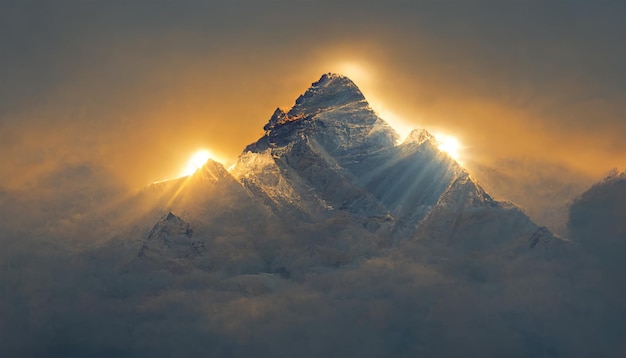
[335,62,373,86]
[181,150,212,176]
[373,105,414,142]
[331,65,413,141]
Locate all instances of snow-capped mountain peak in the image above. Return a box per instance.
[130,211,207,272]
[287,73,366,117]
[245,73,398,155]
[404,128,436,146]
[148,211,192,238]
[261,73,375,133]
[193,158,231,183]
[141,73,564,258]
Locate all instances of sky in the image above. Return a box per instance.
[1,3,626,355]
[1,1,625,190]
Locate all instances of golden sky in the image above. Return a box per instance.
[1,1,624,189]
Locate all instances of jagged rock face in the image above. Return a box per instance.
[236,74,400,219]
[230,73,561,255]
[237,74,444,220]
[247,73,398,160]
[134,212,206,271]
[289,73,367,117]
[142,73,564,263]
[349,137,463,223]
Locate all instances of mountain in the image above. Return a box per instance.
[138,73,564,268]
[236,73,562,252]
[465,158,594,237]
[128,211,206,272]
[233,73,396,218]
[568,170,626,270]
[7,73,622,358]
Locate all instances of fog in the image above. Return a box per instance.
[0,163,624,356]
[1,1,625,356]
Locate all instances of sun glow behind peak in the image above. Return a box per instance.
[433,133,462,162]
[364,97,463,163]
[181,150,212,177]
[335,61,373,86]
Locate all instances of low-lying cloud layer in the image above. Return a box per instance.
[0,162,624,357]
[1,2,625,356]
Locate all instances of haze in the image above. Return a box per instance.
[1,1,624,228]
[1,3,626,356]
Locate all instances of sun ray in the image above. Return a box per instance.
[165,174,194,209]
[181,150,212,177]
[433,133,462,162]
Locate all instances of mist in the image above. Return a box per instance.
[1,189,622,357]
[1,1,625,356]
[1,127,625,357]
[2,1,625,190]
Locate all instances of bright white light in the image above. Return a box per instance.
[434,134,462,162]
[330,60,463,163]
[182,150,212,176]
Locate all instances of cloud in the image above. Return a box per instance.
[1,2,625,357]
[466,157,595,236]
[1,173,625,357]
[568,171,626,274]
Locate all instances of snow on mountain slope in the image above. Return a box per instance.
[251,73,397,164]
[128,211,207,272]
[233,74,398,219]
[416,173,565,255]
[234,74,469,222]
[140,159,254,216]
[228,73,563,253]
[349,130,464,225]
[136,73,565,264]
[231,146,332,218]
